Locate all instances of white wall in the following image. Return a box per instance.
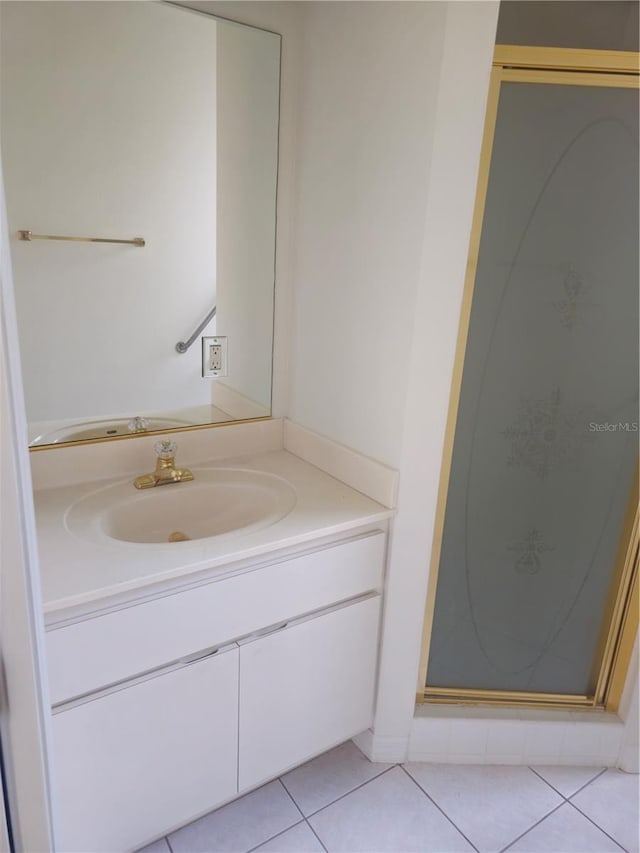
[0,2,218,422]
[215,18,280,411]
[292,2,639,765]
[289,0,449,468]
[373,2,500,754]
[289,0,500,757]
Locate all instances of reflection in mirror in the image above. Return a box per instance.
[0,1,280,448]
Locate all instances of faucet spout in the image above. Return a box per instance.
[133,439,194,489]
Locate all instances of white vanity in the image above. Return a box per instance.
[36,448,392,852]
[3,5,396,847]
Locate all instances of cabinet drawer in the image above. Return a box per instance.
[47,530,385,704]
[53,645,239,853]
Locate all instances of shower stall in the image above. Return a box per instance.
[419,45,639,711]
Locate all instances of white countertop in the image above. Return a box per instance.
[35,449,393,617]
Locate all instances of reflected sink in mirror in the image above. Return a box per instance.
[66,469,297,545]
[30,417,194,447]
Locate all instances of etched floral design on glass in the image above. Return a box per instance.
[502,387,595,480]
[507,528,555,574]
[553,268,588,329]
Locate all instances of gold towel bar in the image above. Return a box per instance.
[17,230,145,247]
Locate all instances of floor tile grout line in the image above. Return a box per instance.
[277,776,330,852]
[566,766,609,799]
[566,800,630,852]
[527,766,574,800]
[528,765,608,802]
[528,767,569,800]
[498,801,567,853]
[278,777,307,821]
[300,763,400,820]
[244,817,307,853]
[399,765,480,853]
[304,817,329,853]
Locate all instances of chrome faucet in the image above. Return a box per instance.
[133,439,194,489]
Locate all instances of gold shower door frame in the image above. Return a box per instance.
[417,46,640,712]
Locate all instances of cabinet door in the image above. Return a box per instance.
[239,595,380,791]
[53,646,238,852]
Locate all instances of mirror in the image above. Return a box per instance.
[0,1,280,448]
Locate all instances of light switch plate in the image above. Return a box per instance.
[202,336,228,378]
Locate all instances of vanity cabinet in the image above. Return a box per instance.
[239,594,380,790]
[46,530,386,852]
[52,646,239,853]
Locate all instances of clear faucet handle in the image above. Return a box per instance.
[154,439,177,459]
[128,416,149,433]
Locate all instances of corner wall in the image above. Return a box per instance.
[289,0,500,758]
[289,0,448,468]
[365,1,500,758]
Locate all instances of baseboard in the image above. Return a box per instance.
[409,706,625,767]
[353,731,409,763]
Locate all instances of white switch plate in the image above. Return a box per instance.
[202,336,228,378]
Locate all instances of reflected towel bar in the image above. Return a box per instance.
[175,304,217,353]
[17,230,145,247]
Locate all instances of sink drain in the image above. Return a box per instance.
[168,531,191,542]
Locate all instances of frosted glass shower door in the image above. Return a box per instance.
[424,68,639,701]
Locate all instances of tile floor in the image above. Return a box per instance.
[138,741,639,853]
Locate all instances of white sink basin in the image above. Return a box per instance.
[66,468,297,545]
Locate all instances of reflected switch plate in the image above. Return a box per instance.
[202,336,227,378]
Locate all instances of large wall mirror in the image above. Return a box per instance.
[0,1,280,448]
